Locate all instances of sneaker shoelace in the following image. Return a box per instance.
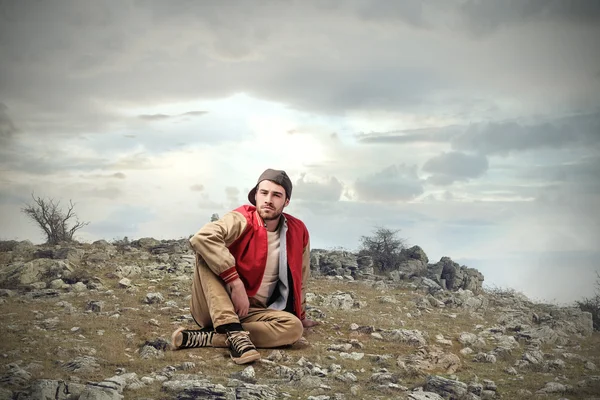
[182,330,214,348]
[226,331,255,355]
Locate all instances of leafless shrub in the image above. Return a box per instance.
[21,194,89,245]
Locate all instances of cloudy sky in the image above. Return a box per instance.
[1,0,599,303]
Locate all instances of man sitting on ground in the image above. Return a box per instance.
[172,168,317,364]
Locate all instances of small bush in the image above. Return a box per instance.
[575,272,600,331]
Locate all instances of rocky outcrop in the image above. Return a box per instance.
[427,256,484,293]
[0,238,597,400]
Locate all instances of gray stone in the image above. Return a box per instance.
[0,363,32,388]
[424,375,468,398]
[536,381,570,394]
[383,329,428,346]
[144,292,164,304]
[49,279,68,289]
[162,379,229,399]
[0,259,73,287]
[71,282,88,292]
[139,345,164,359]
[86,300,105,313]
[28,379,69,400]
[0,387,12,400]
[408,392,445,400]
[118,278,132,288]
[78,384,123,400]
[62,356,100,374]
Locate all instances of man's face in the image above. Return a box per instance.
[255,180,289,221]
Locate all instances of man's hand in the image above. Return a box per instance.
[301,317,319,329]
[227,278,249,317]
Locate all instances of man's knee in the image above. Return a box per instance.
[286,314,304,344]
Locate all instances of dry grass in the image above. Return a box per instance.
[0,270,599,399]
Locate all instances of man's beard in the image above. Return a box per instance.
[258,206,282,221]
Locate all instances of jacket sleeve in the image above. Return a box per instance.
[189,211,248,284]
[300,237,310,320]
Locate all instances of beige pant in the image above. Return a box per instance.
[190,258,303,348]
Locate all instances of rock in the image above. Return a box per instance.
[230,366,256,383]
[473,353,496,364]
[118,278,132,288]
[383,329,428,346]
[339,352,364,361]
[62,356,100,374]
[310,291,363,310]
[457,332,478,346]
[49,279,68,289]
[335,372,358,383]
[115,265,141,278]
[408,392,445,400]
[0,387,12,400]
[424,375,468,399]
[71,282,88,292]
[0,259,72,288]
[585,361,597,370]
[133,237,161,249]
[139,345,164,359]
[86,301,105,313]
[78,384,123,400]
[536,381,570,394]
[144,292,164,304]
[517,326,561,345]
[28,379,69,400]
[427,257,484,293]
[0,363,32,388]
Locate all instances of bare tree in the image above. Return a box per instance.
[21,194,90,245]
[359,226,406,272]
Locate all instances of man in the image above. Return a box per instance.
[172,168,317,364]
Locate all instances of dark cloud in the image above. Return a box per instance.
[354,165,423,202]
[357,126,459,145]
[0,103,18,142]
[451,112,600,155]
[293,175,344,202]
[423,152,489,186]
[458,0,600,35]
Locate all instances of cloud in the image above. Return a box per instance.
[190,184,204,192]
[138,110,208,121]
[451,112,600,155]
[457,0,600,36]
[293,175,344,202]
[354,165,424,202]
[423,152,489,186]
[357,126,459,145]
[0,103,18,143]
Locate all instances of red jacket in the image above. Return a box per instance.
[190,205,310,319]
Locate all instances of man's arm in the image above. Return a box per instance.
[190,211,250,317]
[189,211,247,283]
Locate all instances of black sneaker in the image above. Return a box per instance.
[171,327,220,350]
[225,330,260,364]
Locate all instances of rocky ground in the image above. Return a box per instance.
[0,239,599,400]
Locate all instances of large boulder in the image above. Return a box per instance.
[401,245,429,264]
[310,250,358,277]
[427,257,484,293]
[0,259,73,289]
